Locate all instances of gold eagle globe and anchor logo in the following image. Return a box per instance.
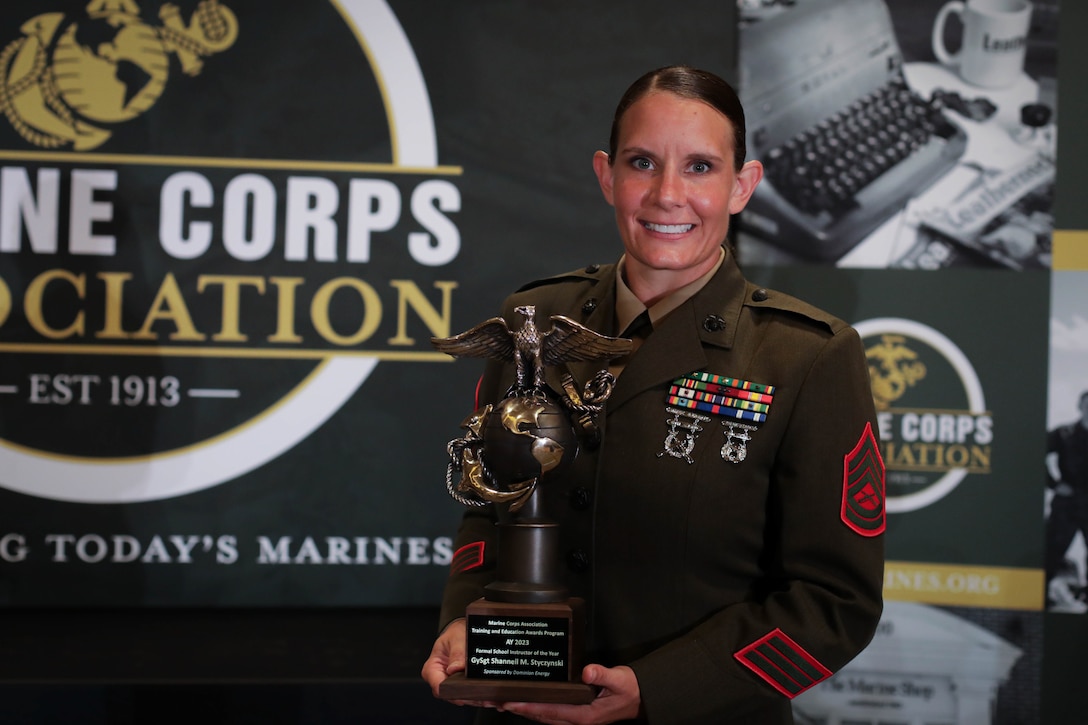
[866,334,927,411]
[856,317,994,514]
[0,0,238,150]
[0,0,447,505]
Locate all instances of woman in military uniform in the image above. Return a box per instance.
[423,65,885,725]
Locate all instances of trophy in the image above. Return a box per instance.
[432,305,631,704]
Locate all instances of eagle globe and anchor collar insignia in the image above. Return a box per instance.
[660,372,775,464]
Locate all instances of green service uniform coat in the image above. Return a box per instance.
[439,249,885,724]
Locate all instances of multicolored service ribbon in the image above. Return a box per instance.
[667,372,775,424]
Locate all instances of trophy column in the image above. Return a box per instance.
[441,492,594,703]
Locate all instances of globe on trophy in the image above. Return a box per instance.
[432,305,631,704]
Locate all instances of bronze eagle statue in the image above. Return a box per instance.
[431,305,633,392]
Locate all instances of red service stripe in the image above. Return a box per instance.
[450,541,485,574]
[733,628,831,699]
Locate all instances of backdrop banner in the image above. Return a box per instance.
[0,0,732,606]
[0,0,1075,721]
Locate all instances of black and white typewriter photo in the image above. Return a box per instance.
[736,0,1058,269]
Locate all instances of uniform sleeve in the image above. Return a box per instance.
[630,325,885,723]
[437,357,509,633]
[437,505,498,632]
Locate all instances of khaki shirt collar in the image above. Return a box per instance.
[615,247,726,334]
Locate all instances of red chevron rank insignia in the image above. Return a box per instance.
[842,422,885,537]
[450,541,485,574]
[734,628,832,698]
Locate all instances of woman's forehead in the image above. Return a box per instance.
[617,92,736,149]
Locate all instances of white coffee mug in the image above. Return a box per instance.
[931,0,1033,88]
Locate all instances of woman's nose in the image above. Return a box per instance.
[650,169,683,207]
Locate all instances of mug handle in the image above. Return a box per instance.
[931,0,966,65]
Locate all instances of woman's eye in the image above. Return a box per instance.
[690,161,711,173]
[632,157,653,170]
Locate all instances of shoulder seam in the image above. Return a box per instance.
[515,264,611,293]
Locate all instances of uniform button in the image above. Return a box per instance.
[751,288,769,302]
[582,298,598,314]
[703,314,726,333]
[569,487,591,510]
[584,264,600,273]
[567,548,589,573]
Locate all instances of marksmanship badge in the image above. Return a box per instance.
[658,407,712,464]
[721,422,758,463]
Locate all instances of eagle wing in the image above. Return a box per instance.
[431,317,517,362]
[542,315,633,365]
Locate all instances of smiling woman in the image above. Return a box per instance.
[423,66,885,725]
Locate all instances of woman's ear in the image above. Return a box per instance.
[729,160,764,215]
[592,150,615,206]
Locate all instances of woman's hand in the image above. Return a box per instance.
[421,618,467,698]
[499,664,642,725]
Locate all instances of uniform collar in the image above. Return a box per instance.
[688,246,746,351]
[614,248,727,336]
[604,247,748,412]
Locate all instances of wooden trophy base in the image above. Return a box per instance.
[439,671,596,704]
[438,598,596,705]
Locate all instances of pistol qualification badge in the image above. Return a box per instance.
[721,422,758,463]
[664,372,775,464]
